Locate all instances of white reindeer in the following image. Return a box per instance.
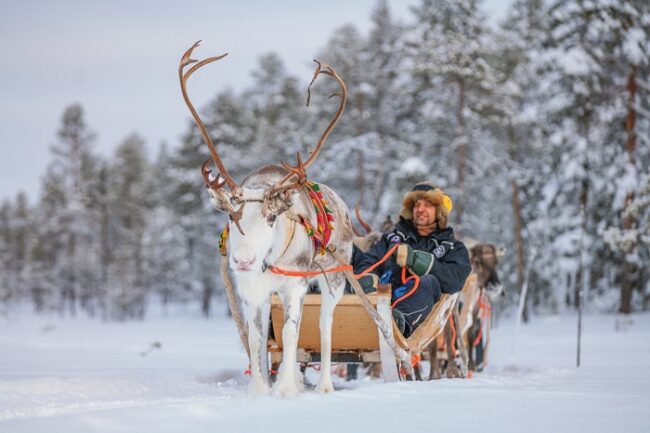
[179,42,354,397]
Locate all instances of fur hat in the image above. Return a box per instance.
[399,181,453,229]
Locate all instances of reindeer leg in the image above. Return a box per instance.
[414,354,423,381]
[444,320,462,379]
[429,337,442,380]
[272,285,306,398]
[454,309,469,378]
[315,274,344,393]
[245,299,271,395]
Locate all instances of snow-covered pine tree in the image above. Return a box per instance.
[107,134,151,319]
[493,0,551,318]
[0,200,13,310]
[408,0,501,230]
[143,143,190,314]
[47,104,100,316]
[535,0,650,312]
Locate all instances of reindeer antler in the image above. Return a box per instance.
[180,42,248,235]
[201,159,226,190]
[271,60,348,193]
[179,41,239,194]
[304,59,348,169]
[354,203,373,235]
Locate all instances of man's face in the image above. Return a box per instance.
[413,198,437,226]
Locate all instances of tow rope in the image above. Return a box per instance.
[218,215,421,307]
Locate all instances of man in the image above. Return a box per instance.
[354,182,471,337]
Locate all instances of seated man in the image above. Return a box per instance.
[354,182,471,337]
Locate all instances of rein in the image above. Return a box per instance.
[217,182,421,305]
[220,223,420,304]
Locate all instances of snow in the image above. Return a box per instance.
[1,310,649,433]
[624,27,646,65]
[400,157,428,175]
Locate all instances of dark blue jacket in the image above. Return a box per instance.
[354,218,471,294]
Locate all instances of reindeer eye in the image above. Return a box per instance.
[267,214,276,225]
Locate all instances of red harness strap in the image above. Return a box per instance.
[268,242,421,308]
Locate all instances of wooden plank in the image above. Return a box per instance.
[271,293,382,351]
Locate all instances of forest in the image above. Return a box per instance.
[0,0,648,320]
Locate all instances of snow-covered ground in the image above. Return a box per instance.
[1,308,648,433]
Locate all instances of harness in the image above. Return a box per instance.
[302,180,334,256]
[219,180,334,260]
[218,180,421,307]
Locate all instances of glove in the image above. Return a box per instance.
[395,244,435,276]
[394,244,414,268]
[393,283,410,299]
[357,274,379,293]
[411,250,435,275]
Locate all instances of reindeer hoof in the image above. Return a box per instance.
[247,380,271,396]
[272,379,301,398]
[315,380,335,394]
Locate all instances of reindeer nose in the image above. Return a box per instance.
[233,255,256,268]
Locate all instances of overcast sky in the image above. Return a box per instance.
[0,0,511,202]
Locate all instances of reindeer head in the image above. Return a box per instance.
[179,42,347,273]
[470,243,503,295]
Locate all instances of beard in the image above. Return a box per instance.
[414,215,437,233]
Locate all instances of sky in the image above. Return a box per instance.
[0,0,512,202]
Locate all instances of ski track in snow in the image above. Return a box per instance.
[0,311,648,433]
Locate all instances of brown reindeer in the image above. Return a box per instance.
[425,241,503,379]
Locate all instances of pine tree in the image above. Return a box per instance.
[536,0,650,312]
[0,200,13,310]
[409,0,501,229]
[107,133,152,319]
[47,103,100,315]
[493,0,551,318]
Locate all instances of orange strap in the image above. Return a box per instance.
[268,242,400,279]
[268,241,421,309]
[268,264,352,277]
[390,266,420,309]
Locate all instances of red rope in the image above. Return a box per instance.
[390,266,420,309]
[244,364,279,376]
[268,264,352,277]
[269,243,421,309]
[269,242,400,279]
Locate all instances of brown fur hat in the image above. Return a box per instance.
[399,181,453,229]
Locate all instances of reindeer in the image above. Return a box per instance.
[427,241,503,378]
[461,242,503,371]
[179,42,354,397]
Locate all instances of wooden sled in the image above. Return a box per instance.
[268,284,463,382]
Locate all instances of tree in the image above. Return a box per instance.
[409,0,501,229]
[47,103,100,315]
[107,133,151,319]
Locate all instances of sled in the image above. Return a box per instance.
[268,281,463,382]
